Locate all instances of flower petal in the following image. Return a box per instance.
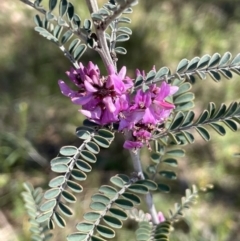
[72,94,93,105]
[123,141,143,150]
[103,96,116,112]
[84,80,98,92]
[58,80,76,97]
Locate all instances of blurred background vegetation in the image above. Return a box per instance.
[1,0,240,240]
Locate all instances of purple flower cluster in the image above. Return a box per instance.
[58,62,178,149]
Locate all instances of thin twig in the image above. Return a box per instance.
[109,19,118,69]
[124,130,159,225]
[59,45,79,68]
[85,0,114,69]
[85,0,98,14]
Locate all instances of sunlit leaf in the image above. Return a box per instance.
[96,225,115,239]
[76,222,94,232]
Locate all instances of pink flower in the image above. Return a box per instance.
[146,211,165,223]
[59,63,178,150]
[119,80,178,149]
[58,62,133,125]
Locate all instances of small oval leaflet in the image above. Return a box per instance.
[44,188,61,199]
[48,219,55,230]
[135,180,158,191]
[76,129,91,140]
[90,202,107,211]
[48,176,65,187]
[181,110,195,127]
[62,190,77,203]
[51,163,68,173]
[76,222,94,232]
[220,69,233,79]
[176,58,189,73]
[80,150,96,163]
[175,101,195,111]
[60,146,77,156]
[179,130,195,144]
[115,47,127,55]
[186,56,200,71]
[53,25,63,39]
[169,111,185,130]
[34,14,42,27]
[158,183,171,193]
[84,212,101,222]
[91,13,104,21]
[54,212,66,228]
[118,16,131,24]
[195,110,209,125]
[117,26,132,35]
[136,233,150,241]
[59,202,73,216]
[36,211,52,223]
[83,19,92,31]
[96,225,115,239]
[67,180,83,193]
[208,70,221,82]
[195,126,211,141]
[59,0,68,17]
[231,53,240,66]
[73,44,87,61]
[163,158,178,167]
[71,169,87,181]
[110,176,124,188]
[174,92,195,105]
[109,208,128,220]
[150,152,161,164]
[121,192,141,205]
[49,0,58,12]
[72,14,81,28]
[99,185,117,197]
[91,194,110,204]
[128,184,148,194]
[93,135,110,148]
[69,39,80,54]
[197,54,211,69]
[165,149,185,157]
[91,236,106,241]
[223,119,238,132]
[116,174,130,184]
[155,67,170,80]
[114,198,134,210]
[209,123,226,136]
[85,141,100,154]
[116,34,130,42]
[159,171,177,180]
[219,52,232,66]
[40,199,56,212]
[75,159,92,172]
[51,157,71,166]
[208,53,221,68]
[174,83,192,97]
[67,2,74,20]
[136,227,151,235]
[67,232,87,241]
[103,215,122,229]
[146,70,156,82]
